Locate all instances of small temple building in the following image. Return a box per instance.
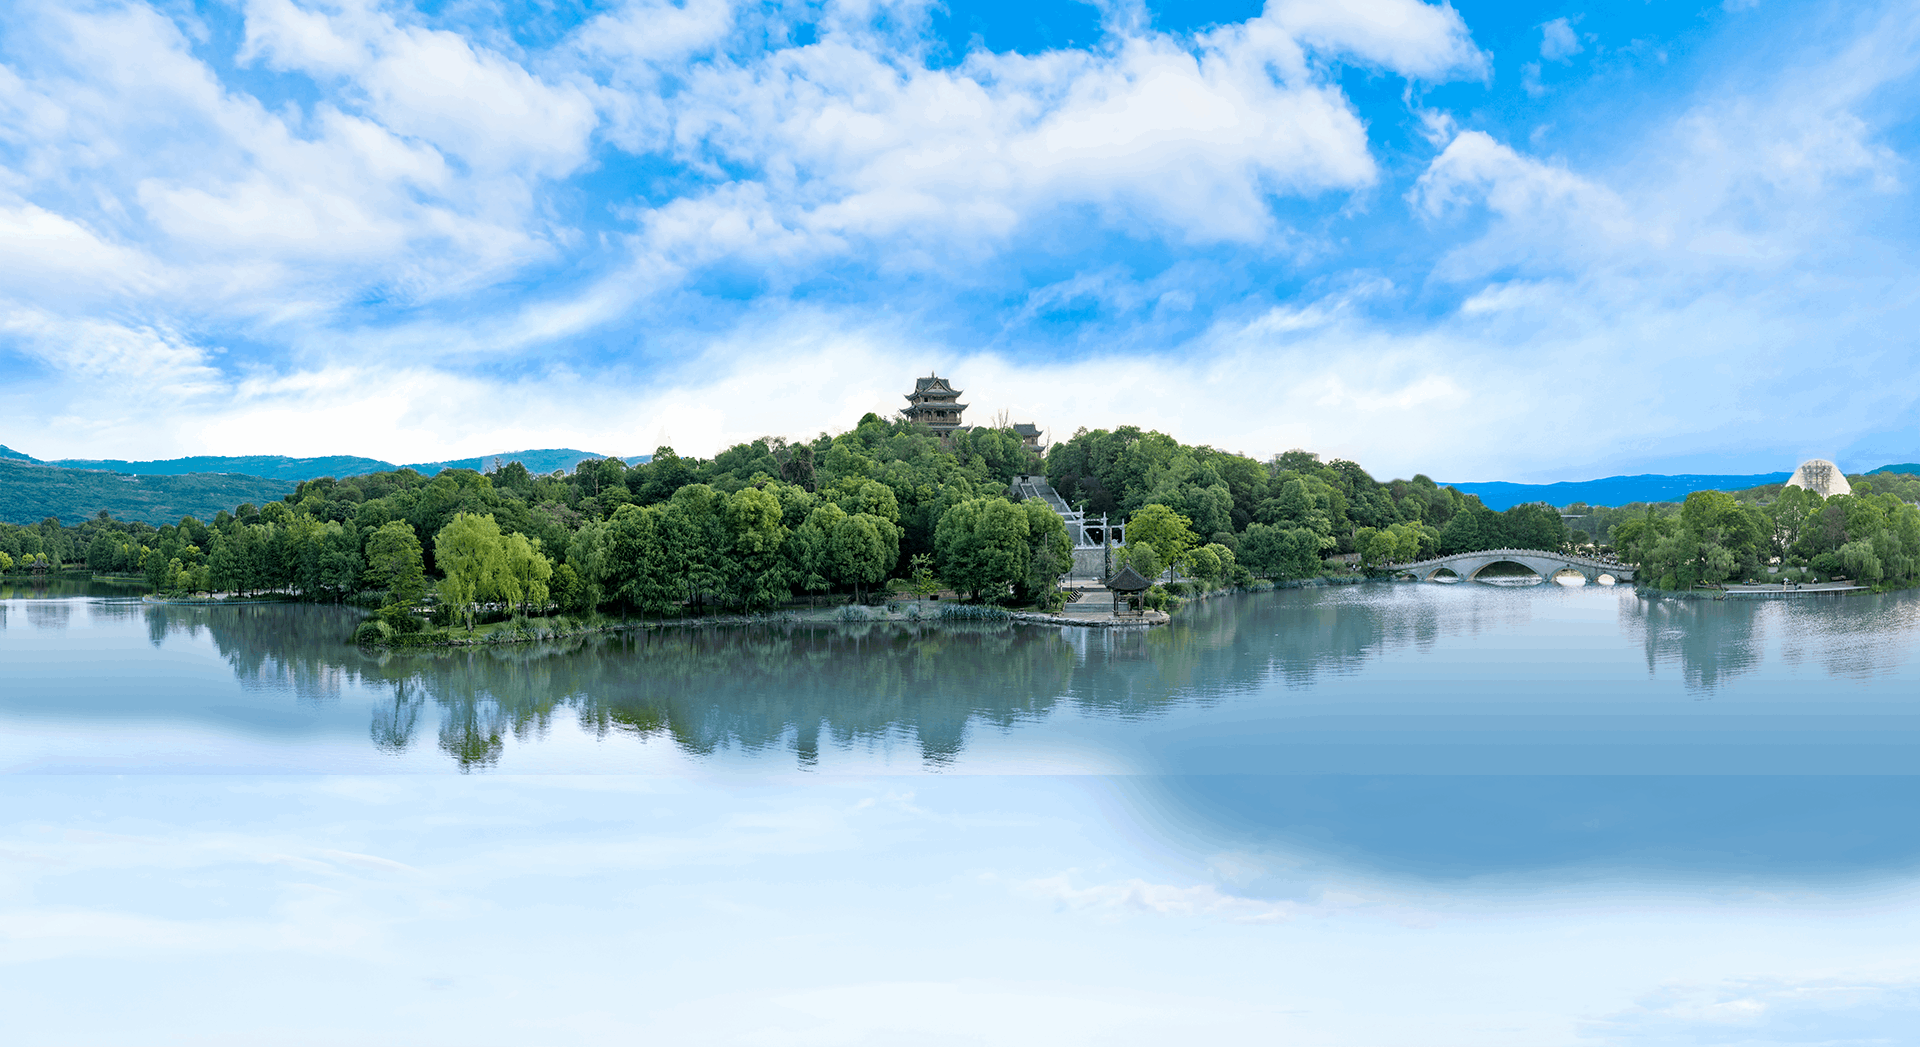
[1785,459,1852,498]
[1106,563,1151,617]
[1012,423,1044,453]
[901,374,968,432]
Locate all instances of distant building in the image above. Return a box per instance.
[901,374,968,432]
[1012,423,1044,453]
[1784,458,1851,498]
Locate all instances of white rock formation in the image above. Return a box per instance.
[1784,459,1851,498]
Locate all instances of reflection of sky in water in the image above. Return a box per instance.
[3,583,1919,1045]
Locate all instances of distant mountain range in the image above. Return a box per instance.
[0,445,649,526]
[0,445,642,483]
[1443,464,1918,511]
[2,440,1912,525]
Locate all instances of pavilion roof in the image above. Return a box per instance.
[1106,564,1151,592]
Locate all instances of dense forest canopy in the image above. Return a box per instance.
[4,415,1917,608]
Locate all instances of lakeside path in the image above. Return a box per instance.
[1719,581,1871,596]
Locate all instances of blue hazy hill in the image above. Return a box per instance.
[0,457,298,526]
[1441,473,1797,511]
[399,449,648,476]
[43,454,397,482]
[0,447,652,524]
[8,448,647,484]
[1872,463,1920,476]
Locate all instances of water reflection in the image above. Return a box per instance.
[1145,774,1920,883]
[1626,597,1766,692]
[10,585,1920,775]
[1623,591,1920,693]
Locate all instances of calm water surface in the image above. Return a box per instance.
[4,579,1918,1045]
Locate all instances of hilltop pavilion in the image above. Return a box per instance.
[901,374,969,432]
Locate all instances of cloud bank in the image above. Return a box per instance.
[0,0,1914,479]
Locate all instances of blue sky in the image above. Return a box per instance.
[0,0,1915,481]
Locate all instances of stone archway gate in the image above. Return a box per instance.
[1394,548,1636,584]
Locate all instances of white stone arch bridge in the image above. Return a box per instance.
[1394,549,1635,584]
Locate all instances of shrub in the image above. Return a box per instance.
[352,618,392,645]
[1143,585,1183,613]
[378,605,424,634]
[838,604,874,622]
[938,603,1011,621]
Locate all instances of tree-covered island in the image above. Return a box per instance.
[4,413,1918,642]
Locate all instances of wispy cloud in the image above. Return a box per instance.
[0,0,1914,476]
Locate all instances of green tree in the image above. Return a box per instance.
[500,532,553,616]
[662,485,731,609]
[935,497,1032,602]
[364,521,428,609]
[1126,503,1197,574]
[829,510,895,602]
[1122,540,1163,583]
[1015,500,1072,605]
[605,504,678,615]
[725,486,794,610]
[435,512,508,631]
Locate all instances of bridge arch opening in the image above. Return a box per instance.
[1596,573,1617,586]
[1548,568,1588,587]
[1470,560,1547,585]
[1426,567,1461,583]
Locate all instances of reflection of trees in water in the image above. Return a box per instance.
[1620,593,1920,693]
[379,622,1083,769]
[1623,598,1765,693]
[161,588,1920,770]
[159,603,368,706]
[1773,593,1920,682]
[22,600,73,631]
[369,680,423,754]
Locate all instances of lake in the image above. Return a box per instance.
[4,579,1918,1045]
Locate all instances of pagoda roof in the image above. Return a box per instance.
[913,374,957,393]
[1012,423,1041,436]
[1106,564,1152,592]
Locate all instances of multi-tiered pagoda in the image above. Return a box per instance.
[901,373,968,432]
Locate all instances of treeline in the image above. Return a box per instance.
[1610,479,1920,589]
[1047,430,1572,576]
[3,415,1598,618]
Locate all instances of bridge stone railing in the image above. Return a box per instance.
[1393,548,1635,583]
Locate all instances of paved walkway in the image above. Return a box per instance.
[1719,582,1869,595]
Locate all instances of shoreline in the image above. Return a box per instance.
[359,574,1393,650]
[361,602,1178,649]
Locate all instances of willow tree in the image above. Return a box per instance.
[435,512,508,631]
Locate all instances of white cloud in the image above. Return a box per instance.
[1266,0,1491,81]
[241,0,598,177]
[0,203,163,300]
[1539,17,1583,62]
[1587,976,1920,1044]
[1016,871,1299,921]
[593,0,1488,272]
[0,309,224,401]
